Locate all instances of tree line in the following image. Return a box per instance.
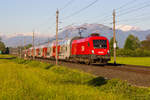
[0,37,33,54]
[0,37,9,54]
[110,34,150,57]
[0,34,150,57]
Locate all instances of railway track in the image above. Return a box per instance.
[36,58,150,75]
[29,58,150,87]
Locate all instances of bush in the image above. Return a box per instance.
[113,49,150,57]
[12,58,53,69]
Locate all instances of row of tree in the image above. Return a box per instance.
[110,34,150,57]
[0,34,150,57]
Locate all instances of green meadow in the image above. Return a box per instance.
[109,57,150,66]
[0,55,150,100]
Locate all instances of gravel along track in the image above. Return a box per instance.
[36,59,150,87]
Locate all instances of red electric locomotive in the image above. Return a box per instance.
[71,33,110,64]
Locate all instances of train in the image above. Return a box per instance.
[24,33,110,64]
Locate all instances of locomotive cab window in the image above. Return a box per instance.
[93,40,107,48]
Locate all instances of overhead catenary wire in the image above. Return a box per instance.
[116,14,150,23]
[116,0,138,11]
[59,0,75,11]
[117,2,150,17]
[110,1,150,28]
[111,0,150,31]
[117,16,150,25]
[34,0,76,34]
[62,0,99,20]
[34,0,150,47]
[95,0,149,25]
[48,0,146,34]
[91,0,138,24]
[116,0,150,13]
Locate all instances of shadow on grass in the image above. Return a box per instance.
[92,63,124,67]
[0,57,16,60]
[88,76,107,86]
[44,64,55,70]
[107,63,124,66]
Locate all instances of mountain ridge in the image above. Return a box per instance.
[1,23,150,48]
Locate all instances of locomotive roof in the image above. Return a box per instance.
[72,36,108,42]
[52,39,71,46]
[28,42,53,49]
[36,42,52,48]
[29,47,33,50]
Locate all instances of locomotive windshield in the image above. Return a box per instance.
[93,40,107,48]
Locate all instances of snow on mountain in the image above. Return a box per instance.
[1,23,150,48]
[116,25,141,31]
[1,32,52,39]
[1,32,53,47]
[57,23,150,48]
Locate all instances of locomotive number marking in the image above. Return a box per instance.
[81,46,85,51]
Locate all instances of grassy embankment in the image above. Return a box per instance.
[109,57,150,66]
[0,54,15,58]
[0,55,150,100]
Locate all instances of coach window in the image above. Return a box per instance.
[38,50,40,55]
[49,48,51,53]
[47,50,50,56]
[59,47,62,53]
[53,48,55,53]
[41,49,43,55]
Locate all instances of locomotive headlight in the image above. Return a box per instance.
[107,50,110,54]
[92,50,94,54]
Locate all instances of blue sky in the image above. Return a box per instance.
[0,0,150,37]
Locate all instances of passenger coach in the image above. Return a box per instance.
[26,33,110,64]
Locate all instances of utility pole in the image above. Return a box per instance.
[20,46,22,58]
[24,37,26,59]
[56,9,59,65]
[113,9,116,65]
[19,38,22,58]
[32,30,35,60]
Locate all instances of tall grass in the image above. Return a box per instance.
[0,54,15,58]
[0,56,150,100]
[109,57,150,66]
